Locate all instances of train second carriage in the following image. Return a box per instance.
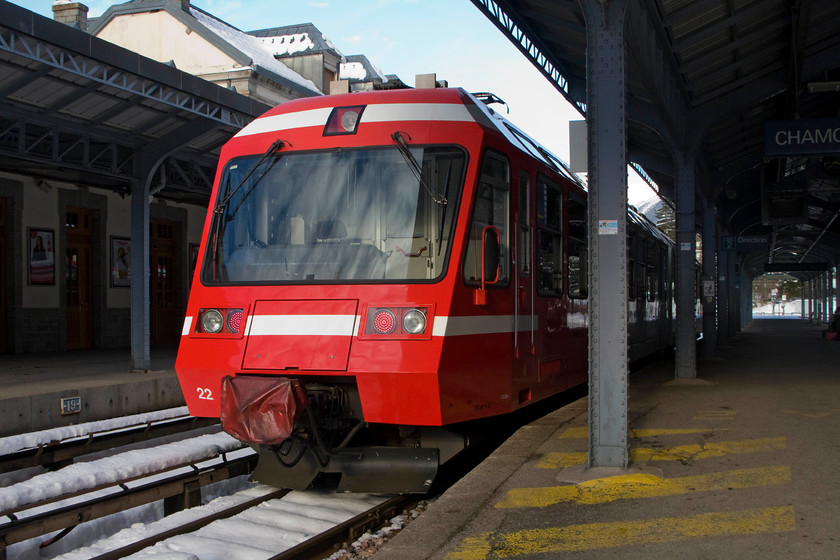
[175,86,675,493]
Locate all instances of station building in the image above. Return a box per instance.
[0,0,397,357]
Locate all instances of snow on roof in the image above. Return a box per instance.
[248,23,343,58]
[341,54,389,83]
[188,7,321,95]
[257,32,316,57]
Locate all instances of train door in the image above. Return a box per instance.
[535,175,565,379]
[565,191,588,385]
[0,198,6,354]
[150,218,179,346]
[66,207,94,350]
[513,169,538,402]
[462,151,512,382]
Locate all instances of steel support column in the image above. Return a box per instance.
[717,249,730,341]
[701,202,717,356]
[129,177,151,370]
[675,160,697,377]
[580,0,629,468]
[730,254,740,334]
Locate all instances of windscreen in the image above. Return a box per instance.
[204,146,464,284]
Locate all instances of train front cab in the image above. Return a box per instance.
[176,89,594,493]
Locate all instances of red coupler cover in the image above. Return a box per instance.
[220,376,308,445]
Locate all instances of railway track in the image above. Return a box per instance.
[0,411,425,560]
[0,413,219,474]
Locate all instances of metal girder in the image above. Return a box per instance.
[0,27,252,129]
[470,0,586,113]
[0,105,134,177]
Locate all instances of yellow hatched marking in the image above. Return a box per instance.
[446,506,795,559]
[559,427,726,439]
[537,437,786,469]
[496,465,791,508]
[537,451,588,469]
[632,437,786,462]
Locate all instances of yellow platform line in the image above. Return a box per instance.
[496,465,791,508]
[559,427,725,439]
[538,437,786,469]
[446,505,795,559]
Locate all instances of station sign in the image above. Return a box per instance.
[721,235,769,251]
[764,118,840,157]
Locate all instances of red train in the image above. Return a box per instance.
[175,86,675,493]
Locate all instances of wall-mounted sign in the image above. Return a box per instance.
[764,118,840,157]
[721,235,770,251]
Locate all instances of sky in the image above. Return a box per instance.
[15,0,654,204]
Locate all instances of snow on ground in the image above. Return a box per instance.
[753,299,802,317]
[43,486,388,560]
[0,406,190,456]
[0,432,243,512]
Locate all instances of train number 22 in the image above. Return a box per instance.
[196,387,214,400]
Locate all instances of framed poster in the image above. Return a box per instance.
[28,228,55,285]
[111,236,131,287]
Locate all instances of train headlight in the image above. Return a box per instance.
[364,305,431,337]
[324,105,366,135]
[201,309,224,333]
[402,309,427,334]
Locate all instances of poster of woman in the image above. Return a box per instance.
[29,228,55,285]
[111,237,131,287]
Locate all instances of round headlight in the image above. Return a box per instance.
[402,309,427,335]
[340,110,359,132]
[201,309,224,333]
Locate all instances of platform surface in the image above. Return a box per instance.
[377,318,840,559]
[0,347,182,436]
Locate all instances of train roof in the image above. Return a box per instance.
[628,206,674,246]
[234,87,585,190]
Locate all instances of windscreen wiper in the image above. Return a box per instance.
[391,131,447,206]
[214,138,289,215]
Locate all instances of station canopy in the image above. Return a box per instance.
[0,1,270,205]
[473,0,840,280]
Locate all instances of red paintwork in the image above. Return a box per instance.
[175,87,590,430]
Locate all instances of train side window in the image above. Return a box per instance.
[567,191,587,298]
[536,174,563,296]
[519,171,530,276]
[463,151,510,286]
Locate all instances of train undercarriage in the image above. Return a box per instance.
[221,374,467,493]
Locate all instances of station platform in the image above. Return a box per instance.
[377,318,840,559]
[0,347,183,437]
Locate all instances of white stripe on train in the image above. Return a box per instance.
[181,314,540,337]
[234,103,475,138]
